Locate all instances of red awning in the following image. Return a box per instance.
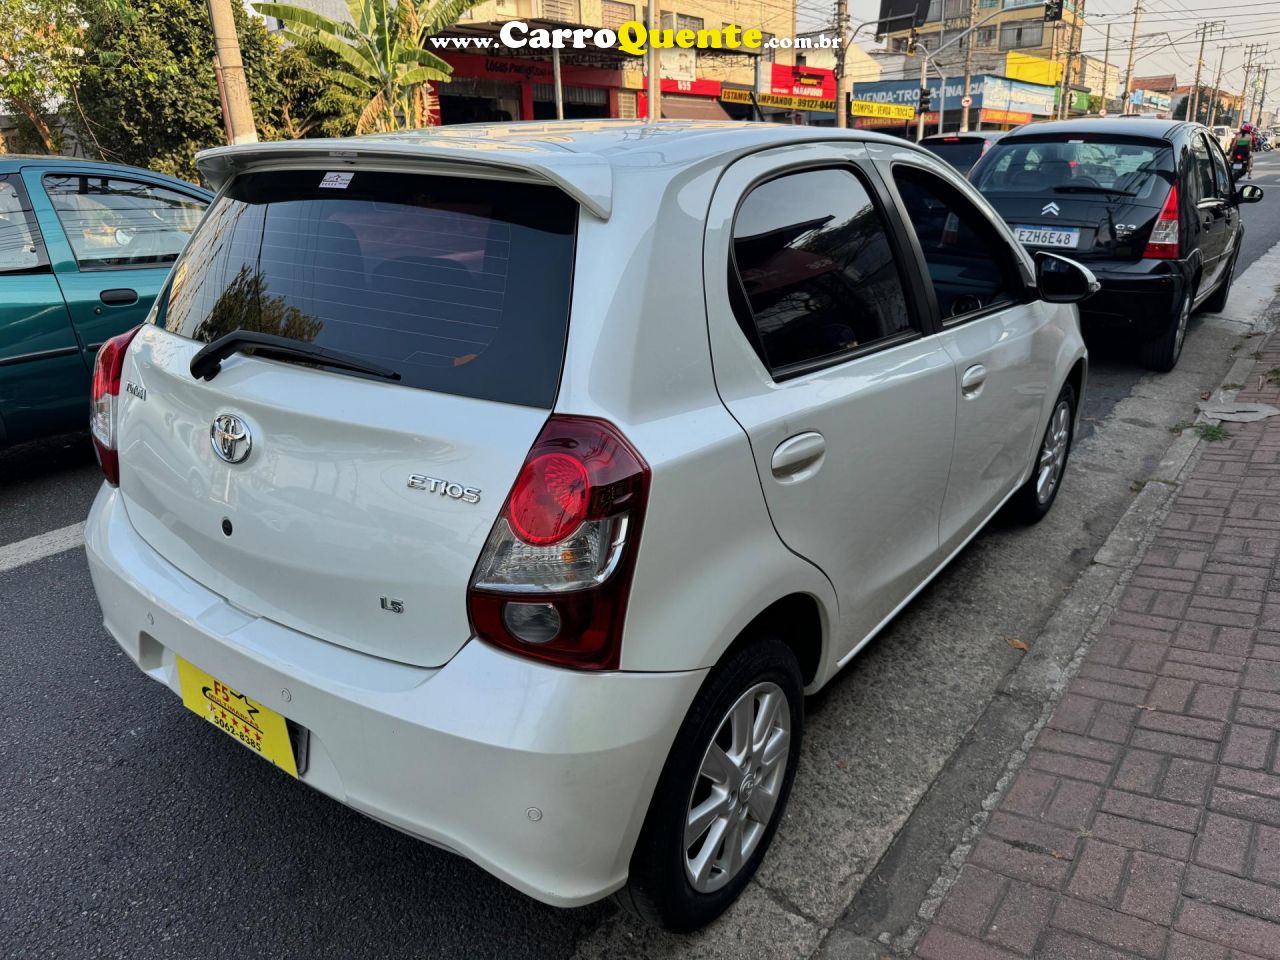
[661,94,731,121]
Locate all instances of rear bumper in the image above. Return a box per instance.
[1077,262,1190,337]
[84,484,706,907]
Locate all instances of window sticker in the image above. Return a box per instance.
[319,171,354,189]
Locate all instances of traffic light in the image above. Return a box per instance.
[1044,0,1064,21]
[905,27,918,55]
[919,86,932,112]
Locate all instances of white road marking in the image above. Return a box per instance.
[0,522,86,575]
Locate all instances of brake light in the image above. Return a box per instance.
[467,416,651,670]
[1143,183,1181,259]
[90,326,142,486]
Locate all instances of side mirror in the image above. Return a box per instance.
[1035,252,1100,305]
[1236,184,1265,204]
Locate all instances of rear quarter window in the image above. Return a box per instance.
[159,169,578,409]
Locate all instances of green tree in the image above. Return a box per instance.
[255,0,474,133]
[0,0,86,152]
[268,40,363,139]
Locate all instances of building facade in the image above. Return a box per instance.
[880,0,1085,84]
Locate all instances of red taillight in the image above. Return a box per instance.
[90,326,142,485]
[467,415,651,670]
[1143,183,1181,260]
[508,453,590,545]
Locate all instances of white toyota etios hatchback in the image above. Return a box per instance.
[86,121,1092,931]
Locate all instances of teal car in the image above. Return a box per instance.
[0,157,211,447]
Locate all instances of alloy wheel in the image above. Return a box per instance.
[683,681,791,893]
[1173,295,1191,359]
[1036,400,1072,505]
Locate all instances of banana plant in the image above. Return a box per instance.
[254,0,476,132]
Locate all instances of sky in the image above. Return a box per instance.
[797,0,1273,103]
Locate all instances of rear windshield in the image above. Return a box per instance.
[972,137,1174,202]
[921,140,986,173]
[157,169,578,408]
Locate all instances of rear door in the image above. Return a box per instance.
[1190,131,1233,296]
[115,166,578,668]
[22,167,207,362]
[0,173,85,444]
[881,157,1053,550]
[703,144,957,658]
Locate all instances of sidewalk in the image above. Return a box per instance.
[914,334,1280,960]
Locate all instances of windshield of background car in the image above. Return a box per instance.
[156,169,578,408]
[972,136,1175,203]
[921,140,987,173]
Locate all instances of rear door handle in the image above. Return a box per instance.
[771,432,825,482]
[961,364,987,398]
[99,288,138,306]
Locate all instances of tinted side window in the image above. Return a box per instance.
[893,166,1022,321]
[1207,136,1231,196]
[43,175,206,269]
[0,177,45,273]
[1188,136,1216,204]
[729,168,914,376]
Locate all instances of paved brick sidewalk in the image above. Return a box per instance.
[915,338,1280,960]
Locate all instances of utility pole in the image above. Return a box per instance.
[834,0,849,129]
[1240,45,1266,126]
[1059,1,1084,120]
[960,0,978,131]
[646,0,660,121]
[1189,21,1224,123]
[1102,22,1112,112]
[206,0,257,144]
[1208,44,1228,126]
[1253,67,1271,126]
[1121,0,1144,115]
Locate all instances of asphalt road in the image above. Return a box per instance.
[4,152,1280,960]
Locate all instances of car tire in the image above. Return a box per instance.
[1139,291,1193,372]
[1008,381,1076,525]
[617,637,804,932]
[1201,254,1237,314]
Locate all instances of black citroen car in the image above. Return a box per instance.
[969,118,1263,371]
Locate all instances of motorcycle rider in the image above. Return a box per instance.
[1232,123,1256,179]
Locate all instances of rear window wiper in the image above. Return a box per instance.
[1053,184,1138,196]
[190,330,402,383]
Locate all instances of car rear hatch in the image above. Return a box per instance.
[115,163,579,668]
[969,133,1175,261]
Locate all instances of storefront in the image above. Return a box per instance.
[435,53,622,124]
[722,64,838,124]
[635,78,730,121]
[850,73,1056,138]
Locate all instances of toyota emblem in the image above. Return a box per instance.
[210,414,252,464]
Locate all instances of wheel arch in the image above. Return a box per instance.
[717,592,827,689]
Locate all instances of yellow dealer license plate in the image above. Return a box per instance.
[177,657,299,778]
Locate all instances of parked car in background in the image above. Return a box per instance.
[1211,125,1233,153]
[919,130,1006,175]
[0,158,210,448]
[85,121,1095,932]
[969,118,1262,371]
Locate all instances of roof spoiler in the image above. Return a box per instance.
[195,135,614,220]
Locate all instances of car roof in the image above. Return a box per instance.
[999,117,1193,141]
[921,131,1005,143]
[0,154,211,195]
[196,120,933,221]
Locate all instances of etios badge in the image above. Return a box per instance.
[210,414,252,464]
